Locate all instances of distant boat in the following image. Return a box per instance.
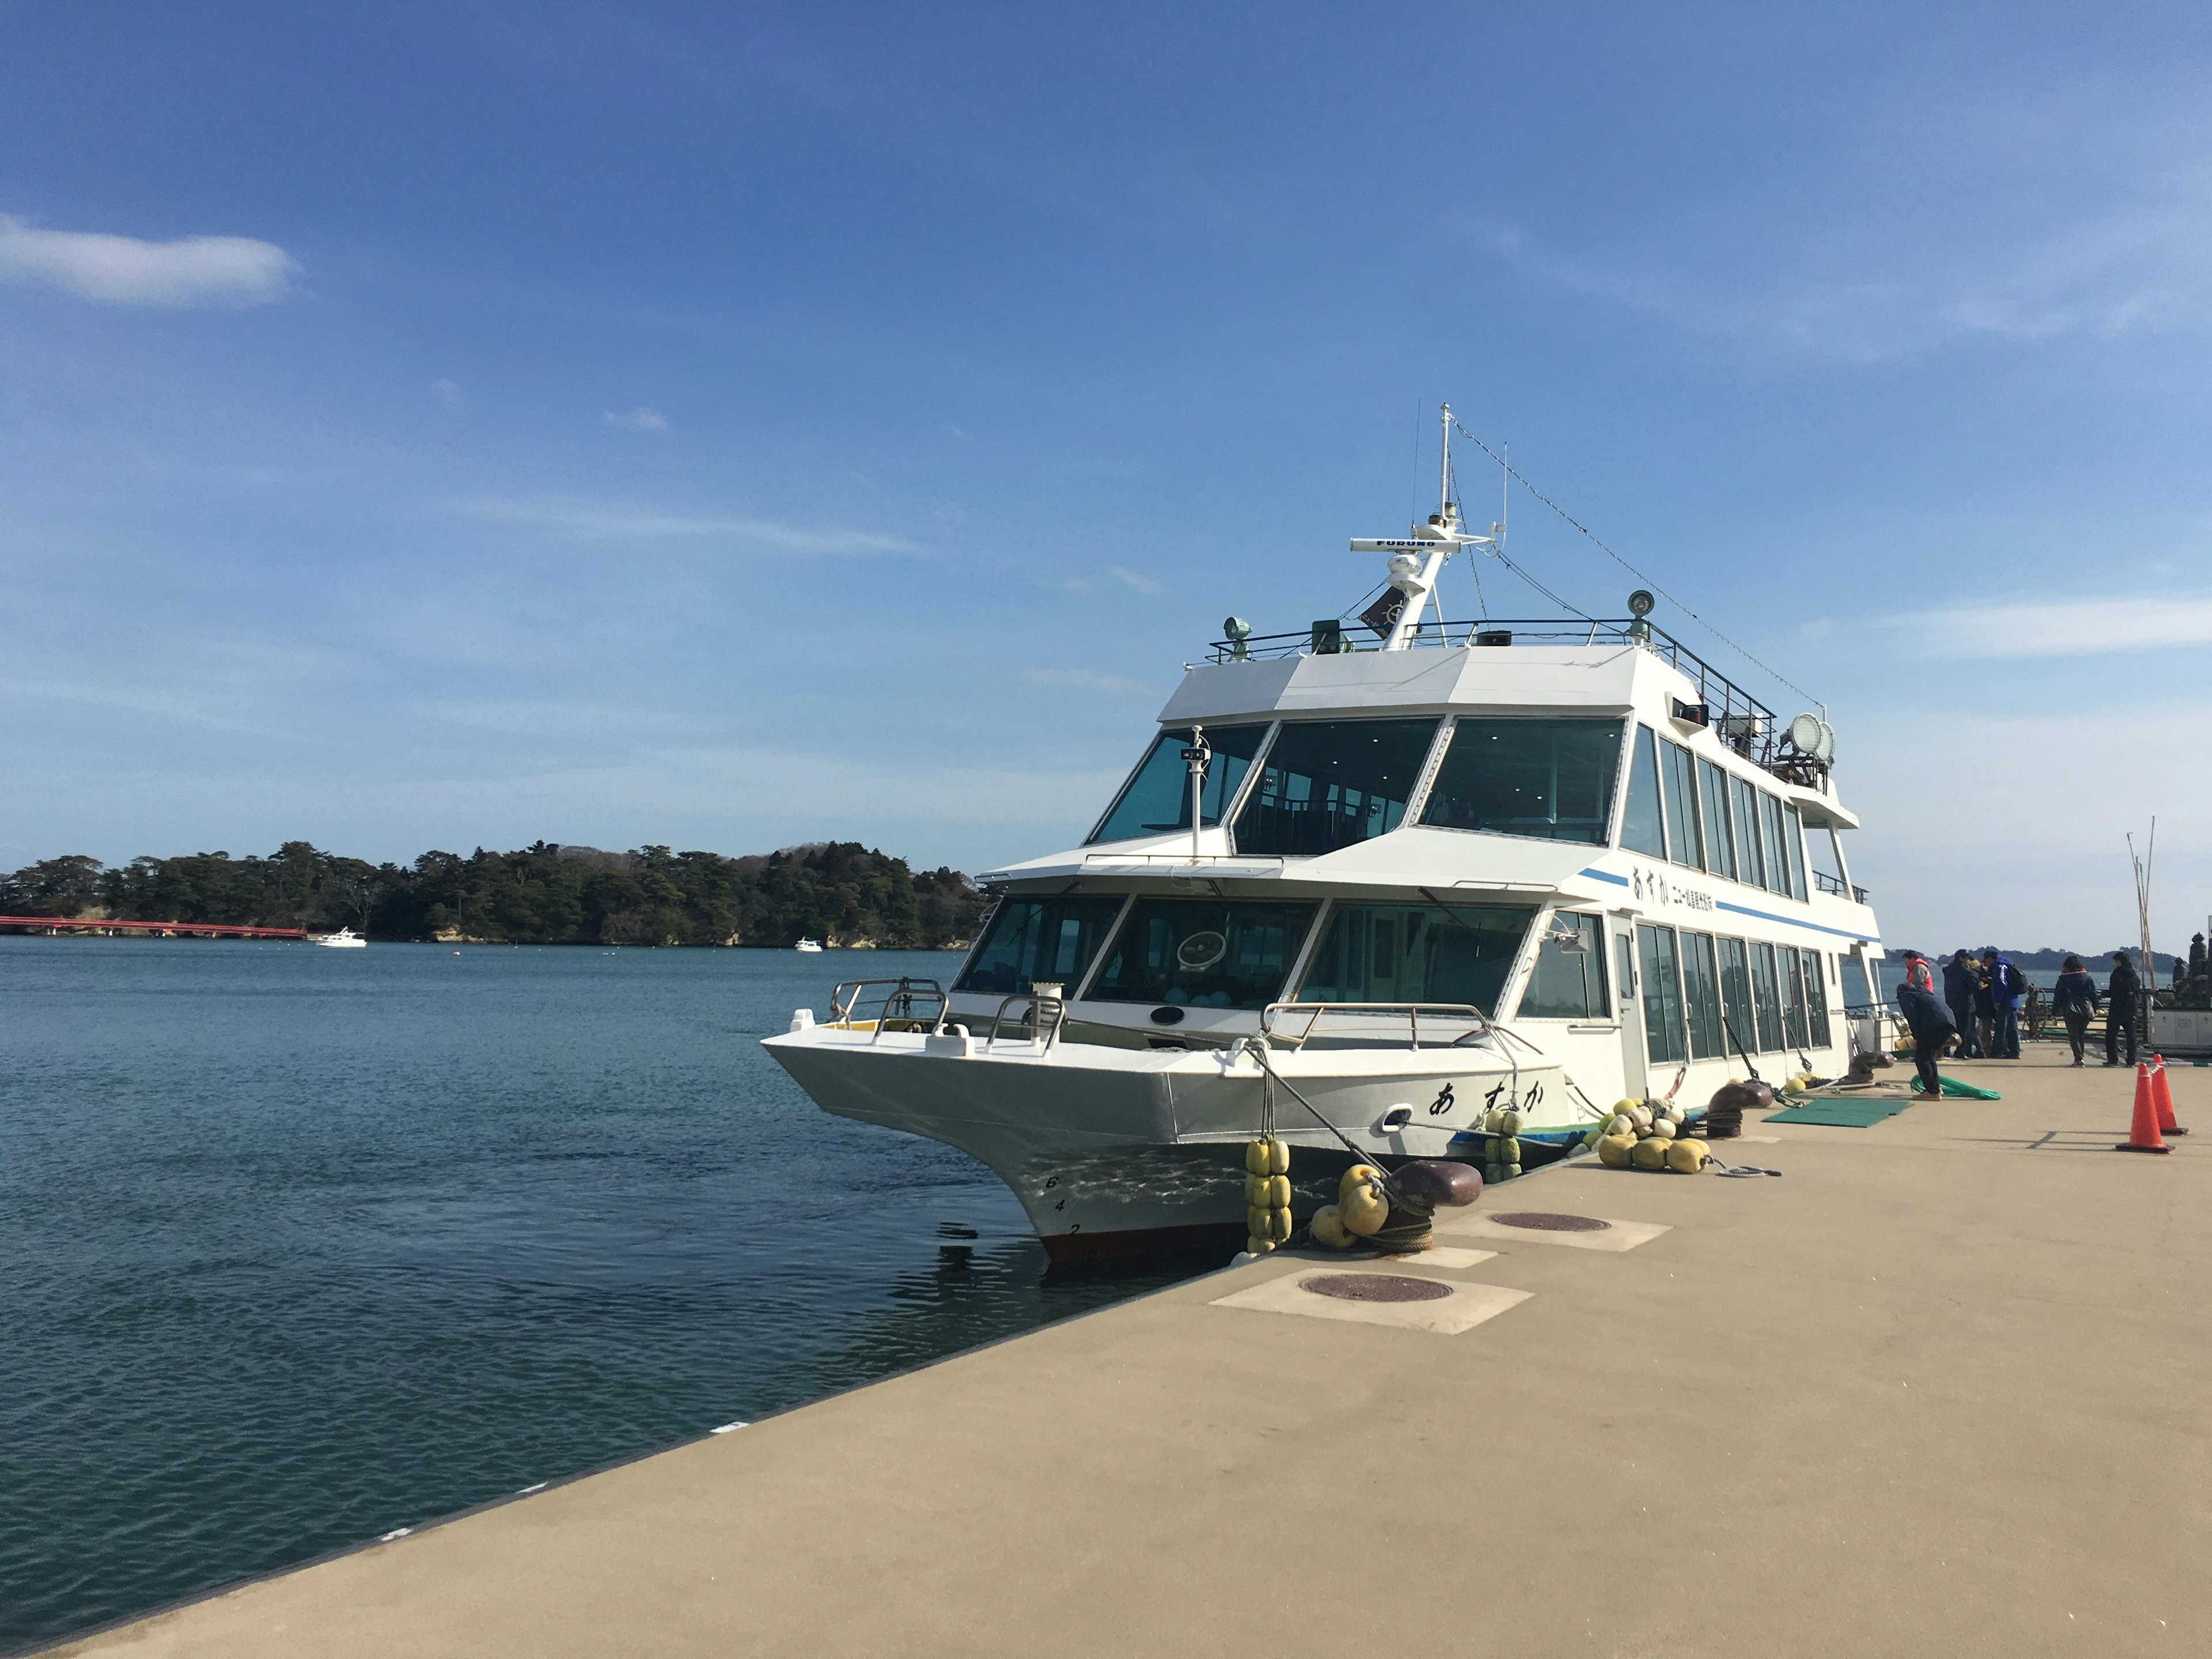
[315,928,368,949]
[794,938,824,953]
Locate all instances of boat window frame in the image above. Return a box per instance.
[1679,928,1726,1059]
[1659,735,1705,872]
[1698,757,1738,882]
[1514,907,1613,1021]
[1081,893,1325,1012]
[1291,894,1540,1018]
[1617,722,1667,857]
[1636,922,1689,1065]
[955,889,1135,999]
[1085,720,1281,846]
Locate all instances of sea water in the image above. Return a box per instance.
[0,939,1183,1650]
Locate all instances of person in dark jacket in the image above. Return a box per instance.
[2052,955,2097,1066]
[1941,949,1983,1059]
[1971,960,1997,1061]
[2105,950,2141,1066]
[1981,947,2025,1059]
[1896,976,1957,1099]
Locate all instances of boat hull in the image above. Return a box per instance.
[763,1028,1564,1265]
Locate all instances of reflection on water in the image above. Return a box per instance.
[0,940,1188,1652]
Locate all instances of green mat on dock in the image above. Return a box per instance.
[1911,1075,2002,1100]
[1764,1099,1911,1127]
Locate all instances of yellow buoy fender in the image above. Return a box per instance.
[1613,1097,1641,1117]
[1606,1113,1635,1138]
[1339,1179,1389,1236]
[1339,1163,1382,1203]
[1498,1109,1525,1137]
[1245,1141,1270,1175]
[1666,1138,1709,1175]
[1782,1077,1806,1094]
[1247,1205,1272,1238]
[1630,1105,1654,1133]
[1631,1137,1671,1171]
[1648,1118,1677,1141]
[1597,1134,1637,1169]
[1495,1136,1521,1162]
[1244,1173,1269,1205]
[1310,1204,1354,1248]
[1245,1235,1274,1255]
[1267,1140,1290,1177]
[1264,1174,1291,1208]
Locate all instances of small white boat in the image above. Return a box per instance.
[794,938,825,953]
[315,928,367,949]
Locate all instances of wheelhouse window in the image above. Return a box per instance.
[1517,911,1609,1020]
[1618,725,1664,856]
[1637,924,1687,1064]
[1679,930,1725,1059]
[954,895,1128,996]
[1298,901,1533,1016]
[1660,738,1704,870]
[1698,759,1737,880]
[1231,719,1437,857]
[1422,718,1624,846]
[1090,724,1270,844]
[1088,898,1319,1010]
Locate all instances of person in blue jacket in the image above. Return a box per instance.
[1980,946,2024,1059]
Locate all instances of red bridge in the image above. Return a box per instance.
[0,915,310,940]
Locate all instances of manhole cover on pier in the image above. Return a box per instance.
[1301,1274,1453,1303]
[1491,1211,1612,1233]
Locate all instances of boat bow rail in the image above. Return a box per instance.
[827,977,950,1039]
[1260,1001,1494,1051]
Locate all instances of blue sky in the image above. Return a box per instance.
[3,3,2210,950]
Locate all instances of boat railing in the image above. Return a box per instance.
[828,977,950,1042]
[1207,615,1801,775]
[1813,871,1870,902]
[1261,1001,1494,1051]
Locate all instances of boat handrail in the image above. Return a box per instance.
[1813,870,1870,902]
[984,991,1065,1052]
[1260,1001,1494,1052]
[828,977,949,1042]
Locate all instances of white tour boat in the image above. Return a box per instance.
[314,927,368,949]
[795,938,825,953]
[764,411,1884,1266]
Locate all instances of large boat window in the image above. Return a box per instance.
[1088,898,1319,1009]
[1231,719,1437,857]
[1729,775,1767,891]
[1089,724,1270,844]
[1618,725,1665,856]
[1760,793,1795,899]
[1801,949,1832,1047]
[1660,738,1705,870]
[1783,804,1812,900]
[1300,901,1534,1016]
[1423,718,1625,846]
[1717,937,1754,1057]
[1516,911,1608,1019]
[1780,947,1810,1049]
[1698,759,1738,881]
[954,895,1128,996]
[1679,930,1726,1059]
[1749,941,1785,1051]
[1839,950,1872,1011]
[1637,924,1687,1064]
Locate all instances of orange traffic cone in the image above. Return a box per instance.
[2118,1062,2172,1153]
[2151,1055,2187,1136]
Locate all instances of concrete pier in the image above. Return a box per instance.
[48,1050,2212,1657]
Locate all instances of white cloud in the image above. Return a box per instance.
[1108,565,1162,594]
[1023,667,1147,694]
[603,406,669,433]
[456,496,919,555]
[1895,595,2212,659]
[0,214,294,308]
[431,379,464,411]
